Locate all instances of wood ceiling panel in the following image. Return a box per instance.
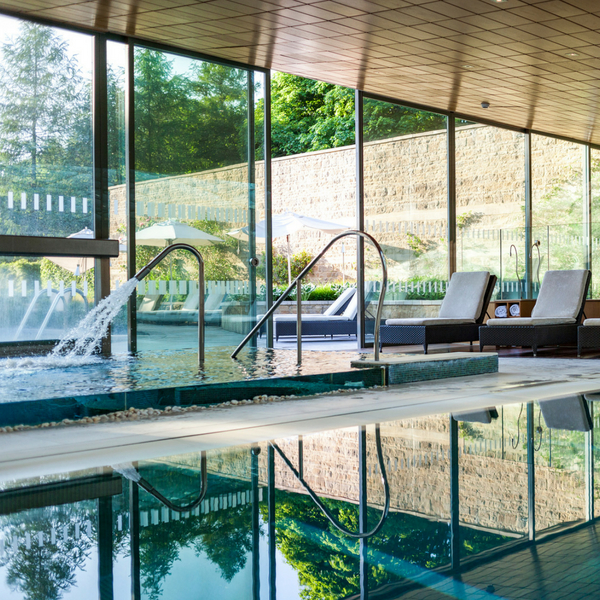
[3,0,600,143]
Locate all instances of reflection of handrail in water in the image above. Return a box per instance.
[114,452,207,513]
[232,230,388,362]
[271,424,390,539]
[134,243,205,364]
[14,286,89,341]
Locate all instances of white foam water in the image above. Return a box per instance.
[52,277,139,359]
[0,277,139,372]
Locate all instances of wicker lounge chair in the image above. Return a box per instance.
[480,269,591,357]
[577,319,600,357]
[379,271,497,354]
[272,287,358,340]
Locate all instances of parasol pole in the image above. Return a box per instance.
[287,234,292,286]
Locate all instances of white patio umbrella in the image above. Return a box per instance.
[46,227,96,276]
[228,211,349,284]
[136,220,223,303]
[136,219,223,247]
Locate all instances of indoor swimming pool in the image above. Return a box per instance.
[0,347,384,428]
[0,394,597,599]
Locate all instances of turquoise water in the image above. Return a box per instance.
[0,347,384,427]
[0,397,595,599]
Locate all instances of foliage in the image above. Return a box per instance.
[39,258,94,297]
[363,98,447,142]
[257,249,314,285]
[258,281,354,302]
[267,73,355,157]
[135,218,242,284]
[134,51,249,177]
[457,211,484,231]
[0,22,93,237]
[264,490,508,600]
[404,277,447,300]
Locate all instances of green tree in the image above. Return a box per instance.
[269,73,355,157]
[0,22,91,194]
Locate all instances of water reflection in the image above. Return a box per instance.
[1,398,599,598]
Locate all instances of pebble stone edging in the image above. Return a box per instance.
[0,386,380,434]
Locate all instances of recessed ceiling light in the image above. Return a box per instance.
[463,64,474,68]
[565,52,579,58]
[491,0,508,3]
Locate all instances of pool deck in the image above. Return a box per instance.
[2,355,600,483]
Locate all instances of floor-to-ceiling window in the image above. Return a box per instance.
[363,98,447,321]
[532,135,587,293]
[455,123,525,300]
[131,46,259,351]
[0,15,94,343]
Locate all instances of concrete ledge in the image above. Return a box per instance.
[351,352,498,385]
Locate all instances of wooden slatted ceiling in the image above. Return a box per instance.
[1,0,600,144]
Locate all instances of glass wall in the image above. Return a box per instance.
[269,73,355,346]
[363,99,447,321]
[532,135,586,293]
[0,15,94,343]
[455,123,525,299]
[132,46,259,351]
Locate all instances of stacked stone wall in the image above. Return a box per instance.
[110,125,583,284]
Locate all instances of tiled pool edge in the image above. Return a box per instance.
[351,353,498,385]
[1,369,385,428]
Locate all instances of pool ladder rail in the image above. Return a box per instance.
[232,230,388,363]
[134,243,206,365]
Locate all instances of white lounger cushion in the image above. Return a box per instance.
[531,269,588,319]
[323,287,356,316]
[385,317,475,326]
[272,314,352,322]
[438,271,490,320]
[583,319,600,326]
[487,317,576,326]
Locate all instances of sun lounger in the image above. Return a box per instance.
[272,287,358,339]
[480,269,591,357]
[137,290,226,325]
[379,271,497,354]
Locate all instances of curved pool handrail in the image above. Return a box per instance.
[270,424,390,539]
[134,243,205,365]
[231,230,388,361]
[114,452,208,513]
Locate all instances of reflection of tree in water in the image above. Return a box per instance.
[140,504,253,600]
[0,504,94,600]
[268,491,507,600]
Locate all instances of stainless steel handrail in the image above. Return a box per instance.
[134,243,205,365]
[231,230,388,362]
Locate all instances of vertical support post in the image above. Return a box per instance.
[268,444,276,600]
[251,445,260,600]
[126,41,137,353]
[499,230,503,299]
[450,415,460,572]
[94,35,111,355]
[584,145,592,288]
[129,480,141,600]
[527,402,536,541]
[297,280,302,364]
[524,133,533,299]
[98,495,114,600]
[447,115,456,278]
[248,71,257,348]
[264,70,274,347]
[586,400,594,521]
[298,435,304,479]
[355,90,365,349]
[358,425,368,600]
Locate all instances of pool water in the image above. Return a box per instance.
[0,347,384,427]
[0,395,598,599]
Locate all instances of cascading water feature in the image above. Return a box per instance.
[2,243,206,369]
[51,277,140,360]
